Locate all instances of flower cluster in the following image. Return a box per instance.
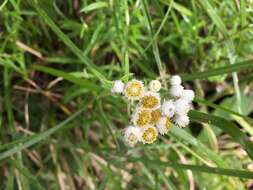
[111,75,194,147]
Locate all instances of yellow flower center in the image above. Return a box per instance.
[124,81,143,99]
[142,127,157,144]
[150,109,162,124]
[141,95,159,109]
[165,117,171,130]
[136,110,151,127]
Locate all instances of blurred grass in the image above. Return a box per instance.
[1,0,253,189]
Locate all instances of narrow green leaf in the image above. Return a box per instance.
[80,2,108,13]
[127,158,253,179]
[32,65,101,91]
[142,0,173,54]
[28,0,108,82]
[141,0,163,77]
[170,125,226,167]
[9,160,45,190]
[3,68,15,132]
[194,97,253,124]
[182,59,253,81]
[198,0,242,114]
[240,0,246,27]
[189,110,253,160]
[0,0,8,11]
[198,0,228,37]
[97,101,119,147]
[161,0,192,16]
[0,106,87,161]
[45,56,83,64]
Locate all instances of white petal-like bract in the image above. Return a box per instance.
[124,126,141,147]
[161,100,175,118]
[170,75,182,85]
[174,114,189,127]
[111,80,124,93]
[156,116,171,135]
[181,89,195,102]
[174,98,190,115]
[170,85,184,97]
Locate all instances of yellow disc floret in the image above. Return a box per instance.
[141,126,158,144]
[156,116,172,135]
[132,109,151,128]
[150,109,162,125]
[140,91,160,110]
[124,79,144,100]
[165,117,171,130]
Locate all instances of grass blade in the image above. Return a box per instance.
[9,160,45,190]
[32,65,101,91]
[28,0,107,81]
[189,110,253,160]
[0,106,87,162]
[182,59,253,81]
[128,158,253,179]
[170,125,226,167]
[194,97,253,124]
[197,0,242,113]
[80,2,108,13]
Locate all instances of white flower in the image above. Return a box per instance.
[124,79,144,100]
[111,80,124,93]
[156,116,171,135]
[174,98,190,115]
[141,126,158,144]
[174,114,189,127]
[181,89,195,102]
[140,91,161,110]
[170,75,182,85]
[170,85,184,97]
[149,80,161,92]
[124,126,141,147]
[161,100,175,118]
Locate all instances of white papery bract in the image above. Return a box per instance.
[170,75,182,85]
[149,80,161,92]
[161,100,175,118]
[174,114,189,127]
[170,85,184,97]
[181,89,195,102]
[124,126,141,147]
[156,116,171,135]
[174,98,190,115]
[111,80,124,93]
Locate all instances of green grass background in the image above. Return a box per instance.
[1,0,253,189]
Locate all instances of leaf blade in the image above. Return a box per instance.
[80,2,108,13]
[189,110,253,160]
[32,65,101,91]
[182,59,253,81]
[0,106,87,161]
[128,158,253,179]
